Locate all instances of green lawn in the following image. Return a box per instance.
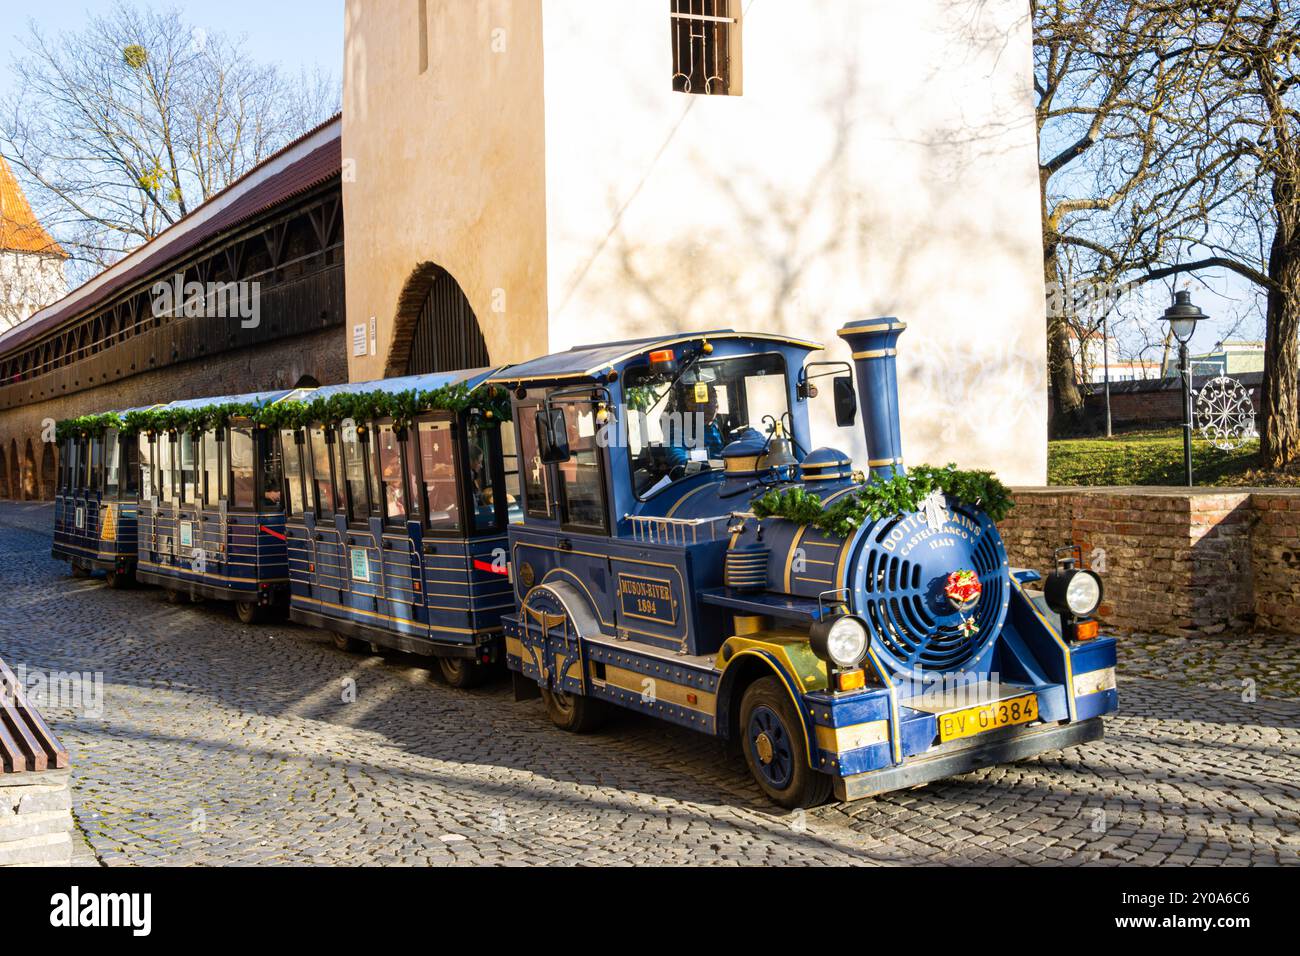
[1047,428,1300,487]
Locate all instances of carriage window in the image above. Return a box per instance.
[202,433,222,505]
[139,437,154,499]
[467,427,504,532]
[61,440,76,493]
[87,438,102,493]
[308,428,336,514]
[556,403,607,532]
[339,430,372,521]
[229,428,255,508]
[158,435,174,503]
[517,409,551,519]
[280,431,306,516]
[122,438,139,497]
[376,424,407,524]
[417,421,459,531]
[179,432,199,503]
[499,424,522,525]
[104,431,121,497]
[260,432,284,512]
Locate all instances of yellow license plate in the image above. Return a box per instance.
[937,693,1038,743]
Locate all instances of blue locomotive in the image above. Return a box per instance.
[493,321,1116,807]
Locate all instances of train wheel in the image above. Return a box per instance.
[164,588,186,604]
[540,685,606,733]
[105,569,130,589]
[739,677,832,810]
[331,633,364,653]
[70,562,90,578]
[235,600,262,625]
[437,656,486,689]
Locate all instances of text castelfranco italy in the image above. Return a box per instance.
[883,511,984,558]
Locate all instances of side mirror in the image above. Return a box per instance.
[535,407,570,464]
[833,377,858,428]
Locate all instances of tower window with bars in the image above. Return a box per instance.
[671,0,742,96]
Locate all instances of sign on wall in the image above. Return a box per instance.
[350,547,371,583]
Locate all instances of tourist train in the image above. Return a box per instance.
[52,321,1117,807]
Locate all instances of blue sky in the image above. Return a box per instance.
[0,0,343,100]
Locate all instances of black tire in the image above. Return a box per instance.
[437,655,486,689]
[70,562,90,578]
[739,676,833,809]
[332,632,364,653]
[164,588,186,604]
[105,569,130,589]
[235,600,262,625]
[540,685,606,733]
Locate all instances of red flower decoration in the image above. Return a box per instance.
[945,570,982,609]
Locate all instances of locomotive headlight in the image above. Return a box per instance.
[1045,568,1103,618]
[810,614,869,669]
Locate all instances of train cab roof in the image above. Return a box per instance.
[488,330,822,386]
[308,367,498,401]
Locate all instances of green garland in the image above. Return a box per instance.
[751,463,1014,536]
[60,384,512,442]
[55,413,123,442]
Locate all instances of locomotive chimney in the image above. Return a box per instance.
[836,318,906,479]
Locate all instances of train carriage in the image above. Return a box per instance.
[134,389,312,622]
[282,369,517,687]
[53,411,148,588]
[495,323,1119,807]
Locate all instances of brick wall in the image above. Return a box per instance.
[1001,487,1298,636]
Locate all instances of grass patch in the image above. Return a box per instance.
[1047,428,1300,487]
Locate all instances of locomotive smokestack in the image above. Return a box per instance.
[836,318,906,479]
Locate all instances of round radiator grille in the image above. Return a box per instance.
[852,500,1008,673]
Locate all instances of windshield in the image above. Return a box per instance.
[624,352,789,499]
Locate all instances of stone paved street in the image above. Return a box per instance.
[2,502,1297,866]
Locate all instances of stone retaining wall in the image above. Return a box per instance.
[1000,487,1300,635]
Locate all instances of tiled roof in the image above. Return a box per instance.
[0,155,66,258]
[0,113,342,357]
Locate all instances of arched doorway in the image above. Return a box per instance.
[294,374,321,388]
[387,263,489,377]
[22,438,37,500]
[40,441,56,500]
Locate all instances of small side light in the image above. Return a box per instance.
[836,669,866,692]
[1073,620,1100,641]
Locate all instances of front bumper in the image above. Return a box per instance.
[833,716,1105,801]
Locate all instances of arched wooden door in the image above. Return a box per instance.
[390,264,490,376]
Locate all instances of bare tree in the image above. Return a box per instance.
[0,1,339,280]
[1033,0,1208,432]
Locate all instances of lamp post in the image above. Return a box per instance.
[1163,291,1207,487]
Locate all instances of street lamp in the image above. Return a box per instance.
[1163,291,1207,487]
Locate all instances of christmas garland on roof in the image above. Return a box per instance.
[751,463,1014,536]
[58,384,511,442]
[55,413,124,442]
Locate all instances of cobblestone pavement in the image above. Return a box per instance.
[2,502,1297,866]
